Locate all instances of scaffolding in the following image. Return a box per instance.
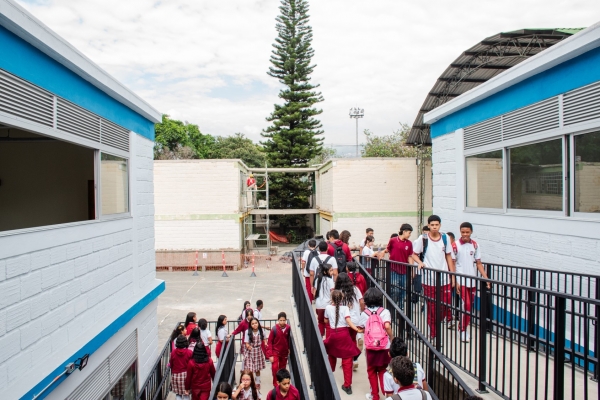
[242,168,271,256]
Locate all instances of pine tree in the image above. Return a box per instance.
[261,0,323,235]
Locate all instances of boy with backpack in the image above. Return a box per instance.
[327,229,352,274]
[267,369,300,400]
[385,357,432,400]
[360,288,394,400]
[301,240,318,302]
[412,215,455,341]
[453,222,490,343]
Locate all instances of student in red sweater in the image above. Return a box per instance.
[185,342,216,400]
[267,369,300,400]
[185,312,198,336]
[327,230,353,264]
[267,312,291,386]
[232,309,254,337]
[170,335,193,400]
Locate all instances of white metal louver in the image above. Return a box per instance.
[502,98,559,140]
[0,69,54,127]
[463,117,502,150]
[57,98,101,142]
[108,330,137,383]
[66,360,110,400]
[563,81,600,126]
[101,119,130,152]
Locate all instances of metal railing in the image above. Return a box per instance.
[137,338,171,400]
[356,261,476,400]
[208,338,237,400]
[292,251,341,400]
[288,329,311,400]
[357,255,600,400]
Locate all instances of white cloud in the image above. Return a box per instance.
[16,0,600,144]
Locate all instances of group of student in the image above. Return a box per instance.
[300,218,488,399]
[167,303,301,400]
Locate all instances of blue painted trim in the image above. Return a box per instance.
[0,26,156,141]
[431,46,600,139]
[21,281,166,400]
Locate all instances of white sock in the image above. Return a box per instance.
[255,375,261,384]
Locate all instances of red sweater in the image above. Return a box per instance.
[170,348,193,374]
[348,272,367,296]
[185,359,216,391]
[327,240,353,262]
[268,385,300,400]
[186,322,198,336]
[267,324,291,358]
[232,318,250,336]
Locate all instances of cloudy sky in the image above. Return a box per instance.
[17,0,599,144]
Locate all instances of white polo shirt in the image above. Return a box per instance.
[454,239,481,288]
[324,304,351,328]
[302,249,317,277]
[413,233,452,285]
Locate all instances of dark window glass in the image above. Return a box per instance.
[575,131,600,213]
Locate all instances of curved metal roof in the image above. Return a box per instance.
[407,28,584,146]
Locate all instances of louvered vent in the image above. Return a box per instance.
[463,117,502,150]
[563,81,600,125]
[57,98,101,142]
[66,360,110,400]
[101,118,130,152]
[502,98,559,140]
[109,330,137,382]
[0,69,54,127]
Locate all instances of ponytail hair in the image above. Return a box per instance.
[330,290,343,328]
[315,263,332,300]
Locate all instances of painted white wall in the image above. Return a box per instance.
[0,132,161,399]
[155,219,241,251]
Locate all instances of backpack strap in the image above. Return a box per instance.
[421,235,429,260]
[472,239,478,250]
[419,389,426,400]
[391,394,403,400]
[323,255,333,265]
[441,233,447,249]
[364,308,373,316]
[271,388,277,400]
[376,307,383,315]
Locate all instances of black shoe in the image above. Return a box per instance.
[341,385,352,395]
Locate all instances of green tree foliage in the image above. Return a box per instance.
[154,115,214,159]
[362,123,432,158]
[309,147,337,166]
[261,0,323,233]
[211,133,266,168]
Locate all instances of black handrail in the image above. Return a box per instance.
[208,338,237,400]
[137,338,171,400]
[357,255,599,400]
[288,329,311,400]
[292,251,341,400]
[355,260,476,399]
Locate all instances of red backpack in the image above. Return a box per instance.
[363,307,389,350]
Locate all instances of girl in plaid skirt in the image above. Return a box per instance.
[170,335,193,400]
[242,318,267,391]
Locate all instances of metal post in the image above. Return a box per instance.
[435,271,442,352]
[594,278,600,381]
[527,269,537,351]
[355,117,358,157]
[384,260,392,303]
[477,278,489,393]
[553,296,566,400]
[250,252,257,277]
[221,250,228,277]
[193,251,199,276]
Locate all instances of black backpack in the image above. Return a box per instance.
[305,249,320,273]
[314,255,333,285]
[331,243,347,273]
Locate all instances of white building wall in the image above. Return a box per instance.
[0,132,161,399]
[154,160,243,251]
[431,130,600,276]
[334,216,421,247]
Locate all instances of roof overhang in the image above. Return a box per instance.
[424,23,600,125]
[0,0,162,123]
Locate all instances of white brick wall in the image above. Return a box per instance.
[431,131,600,276]
[155,219,241,251]
[0,133,161,399]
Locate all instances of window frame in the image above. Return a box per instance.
[98,151,131,220]
[463,127,600,220]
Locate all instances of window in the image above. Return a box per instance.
[103,361,137,400]
[509,139,563,211]
[574,131,600,213]
[0,127,95,231]
[101,153,129,215]
[466,150,503,208]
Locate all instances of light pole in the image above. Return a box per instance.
[349,107,364,157]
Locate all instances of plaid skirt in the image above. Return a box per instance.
[243,345,265,372]
[171,371,187,394]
